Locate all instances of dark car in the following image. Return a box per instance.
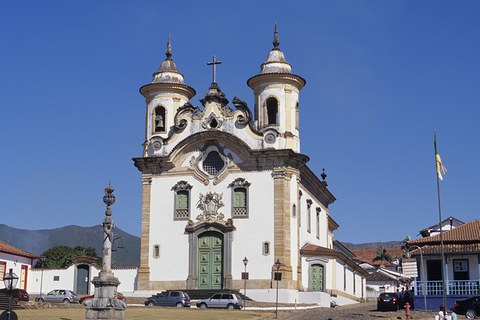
[0,288,29,302]
[196,293,244,310]
[377,292,400,311]
[453,295,480,319]
[144,291,190,308]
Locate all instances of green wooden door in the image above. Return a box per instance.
[76,264,89,294]
[198,232,223,289]
[311,264,324,291]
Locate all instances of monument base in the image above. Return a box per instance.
[85,276,125,320]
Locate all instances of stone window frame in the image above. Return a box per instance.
[265,96,279,126]
[153,244,160,259]
[172,180,193,220]
[197,145,228,179]
[316,207,321,239]
[262,241,270,256]
[152,105,167,134]
[298,191,303,226]
[306,199,313,233]
[228,178,251,218]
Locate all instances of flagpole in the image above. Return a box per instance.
[434,129,447,309]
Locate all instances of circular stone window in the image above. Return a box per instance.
[265,133,276,144]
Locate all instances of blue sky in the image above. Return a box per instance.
[1,1,479,244]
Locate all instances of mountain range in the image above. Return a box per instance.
[0,224,140,267]
[0,224,402,267]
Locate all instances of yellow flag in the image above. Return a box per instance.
[436,153,447,180]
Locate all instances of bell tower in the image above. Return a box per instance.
[139,35,195,156]
[247,24,306,152]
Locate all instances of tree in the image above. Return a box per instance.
[35,246,101,268]
[372,247,392,267]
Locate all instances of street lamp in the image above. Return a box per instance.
[2,268,19,320]
[274,259,281,319]
[242,257,248,310]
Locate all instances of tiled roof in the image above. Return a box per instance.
[351,248,404,266]
[410,243,480,255]
[0,241,40,259]
[418,216,464,236]
[365,271,398,282]
[408,220,480,255]
[301,244,368,276]
[409,220,480,244]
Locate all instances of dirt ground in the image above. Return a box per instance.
[272,302,436,320]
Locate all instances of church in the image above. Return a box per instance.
[133,27,367,305]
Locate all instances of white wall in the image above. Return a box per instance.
[27,266,138,295]
[0,252,35,290]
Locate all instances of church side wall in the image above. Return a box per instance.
[231,171,275,283]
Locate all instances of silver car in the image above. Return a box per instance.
[196,293,244,310]
[35,289,79,303]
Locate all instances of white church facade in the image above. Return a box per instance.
[133,28,367,305]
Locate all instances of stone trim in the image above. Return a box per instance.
[138,175,152,290]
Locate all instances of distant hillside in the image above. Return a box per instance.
[0,224,140,267]
[341,240,404,251]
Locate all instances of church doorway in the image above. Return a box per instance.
[310,264,324,291]
[76,264,90,294]
[198,231,223,289]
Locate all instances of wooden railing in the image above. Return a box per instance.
[415,280,480,296]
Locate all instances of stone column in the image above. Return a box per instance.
[85,185,126,320]
[137,175,152,290]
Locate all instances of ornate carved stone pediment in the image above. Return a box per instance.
[195,192,225,223]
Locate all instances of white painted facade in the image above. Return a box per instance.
[27,265,138,295]
[0,241,39,291]
[133,29,367,305]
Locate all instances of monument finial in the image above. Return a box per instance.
[273,22,280,49]
[166,33,172,59]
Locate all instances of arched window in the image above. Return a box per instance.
[266,97,278,125]
[153,106,166,133]
[153,244,160,259]
[228,178,251,218]
[172,181,192,220]
[306,199,312,233]
[262,241,270,256]
[316,207,321,239]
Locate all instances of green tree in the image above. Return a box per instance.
[372,247,392,266]
[35,246,101,268]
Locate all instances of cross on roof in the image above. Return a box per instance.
[207,55,222,84]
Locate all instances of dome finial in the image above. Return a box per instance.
[166,33,172,59]
[273,22,280,49]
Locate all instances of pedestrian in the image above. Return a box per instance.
[435,305,446,320]
[449,307,458,320]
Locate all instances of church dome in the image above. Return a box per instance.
[151,35,186,84]
[259,24,292,75]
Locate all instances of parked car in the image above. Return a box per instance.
[144,291,190,307]
[453,295,480,319]
[35,289,79,303]
[79,292,126,304]
[0,288,29,302]
[196,293,244,310]
[377,292,400,311]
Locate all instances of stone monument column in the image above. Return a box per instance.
[85,185,126,320]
